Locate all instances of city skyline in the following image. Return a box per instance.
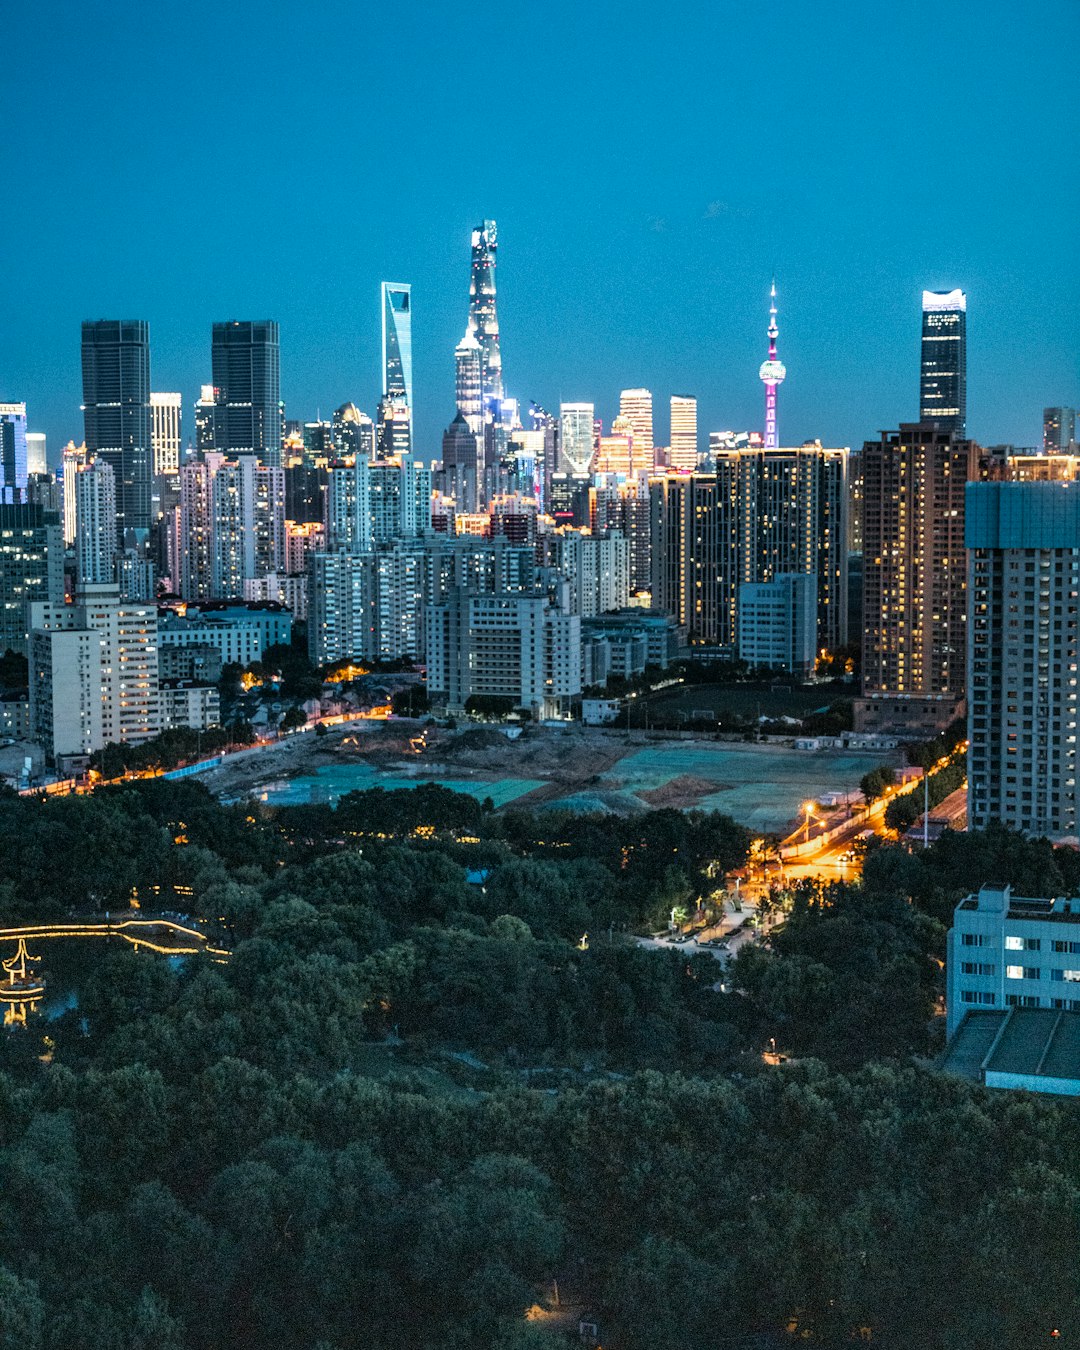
[2,1,1076,463]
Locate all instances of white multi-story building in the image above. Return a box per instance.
[74,459,118,585]
[947,884,1080,1037]
[738,574,817,676]
[29,583,160,760]
[211,455,285,598]
[243,573,309,620]
[326,454,432,552]
[157,613,265,667]
[967,481,1080,842]
[150,392,182,477]
[426,590,581,720]
[307,543,427,666]
[544,529,629,617]
[61,441,87,546]
[159,680,220,732]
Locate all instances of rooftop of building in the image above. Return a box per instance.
[941,1007,1080,1089]
[956,884,1080,923]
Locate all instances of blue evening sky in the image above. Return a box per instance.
[2,0,1077,465]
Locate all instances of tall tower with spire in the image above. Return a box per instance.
[468,220,503,420]
[758,282,786,450]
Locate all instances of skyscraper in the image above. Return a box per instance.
[920,289,967,435]
[25,433,46,479]
[211,321,282,466]
[759,283,786,450]
[194,384,216,454]
[559,403,595,475]
[669,396,698,470]
[859,423,978,733]
[0,503,64,656]
[150,392,182,477]
[455,329,483,431]
[619,390,654,457]
[468,221,503,422]
[1044,407,1077,455]
[81,320,153,541]
[332,403,375,458]
[379,283,413,459]
[0,403,28,504]
[74,459,118,585]
[966,481,1080,842]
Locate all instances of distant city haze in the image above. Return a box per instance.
[2,0,1077,461]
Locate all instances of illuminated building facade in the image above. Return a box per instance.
[1044,407,1077,455]
[81,320,153,540]
[379,283,413,459]
[0,503,64,657]
[619,389,654,459]
[211,321,282,467]
[859,423,979,730]
[150,392,182,477]
[920,289,967,435]
[758,284,786,450]
[668,396,698,470]
[967,481,1080,841]
[0,403,28,504]
[74,459,118,585]
[559,403,595,475]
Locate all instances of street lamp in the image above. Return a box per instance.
[803,801,814,842]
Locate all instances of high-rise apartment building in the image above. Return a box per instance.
[149,392,182,477]
[29,583,160,760]
[650,443,848,654]
[619,390,654,458]
[211,321,282,466]
[326,454,432,553]
[559,403,595,475]
[859,423,979,733]
[74,459,118,585]
[966,481,1080,841]
[210,456,286,598]
[0,503,64,656]
[177,455,222,600]
[1044,407,1077,455]
[542,529,630,617]
[0,403,28,505]
[920,290,967,435]
[669,396,698,471]
[81,320,153,541]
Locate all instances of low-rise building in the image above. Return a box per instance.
[159,680,221,732]
[940,1007,1080,1097]
[947,884,1080,1037]
[157,642,223,684]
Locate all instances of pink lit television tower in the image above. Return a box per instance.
[759,281,786,450]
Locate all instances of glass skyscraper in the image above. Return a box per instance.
[211,321,282,467]
[0,403,28,505]
[468,220,503,420]
[81,320,153,541]
[379,284,413,459]
[920,289,967,435]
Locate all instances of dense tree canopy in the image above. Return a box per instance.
[0,779,1074,1347]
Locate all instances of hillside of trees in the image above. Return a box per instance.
[0,778,1074,1348]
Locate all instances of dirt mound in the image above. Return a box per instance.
[440,729,515,758]
[636,774,722,809]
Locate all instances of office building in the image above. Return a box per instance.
[194,384,216,454]
[738,574,817,676]
[211,321,282,466]
[858,424,979,733]
[559,403,595,476]
[455,329,483,432]
[946,884,1080,1037]
[426,589,581,720]
[619,389,654,458]
[468,220,504,422]
[920,289,967,435]
[74,459,118,585]
[378,283,413,460]
[61,442,87,546]
[25,432,46,479]
[29,583,160,760]
[150,392,182,477]
[437,413,481,514]
[940,1006,1080,1098]
[0,503,64,657]
[966,480,1080,841]
[1044,407,1077,455]
[81,320,153,540]
[332,402,375,458]
[668,396,698,471]
[0,403,28,505]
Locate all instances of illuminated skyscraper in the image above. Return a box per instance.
[81,320,153,540]
[619,389,654,456]
[25,433,46,478]
[468,221,503,421]
[74,459,118,585]
[758,283,786,451]
[379,283,413,459]
[194,384,216,454]
[150,392,182,477]
[669,396,698,470]
[0,403,28,504]
[1044,407,1077,455]
[559,403,595,475]
[332,403,375,458]
[455,328,483,431]
[920,289,967,435]
[211,321,282,466]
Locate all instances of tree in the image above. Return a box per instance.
[860,765,896,803]
[280,705,308,732]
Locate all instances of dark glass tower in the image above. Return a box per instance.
[919,289,967,436]
[81,319,152,542]
[211,321,282,466]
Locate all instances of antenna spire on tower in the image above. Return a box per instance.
[759,280,786,450]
